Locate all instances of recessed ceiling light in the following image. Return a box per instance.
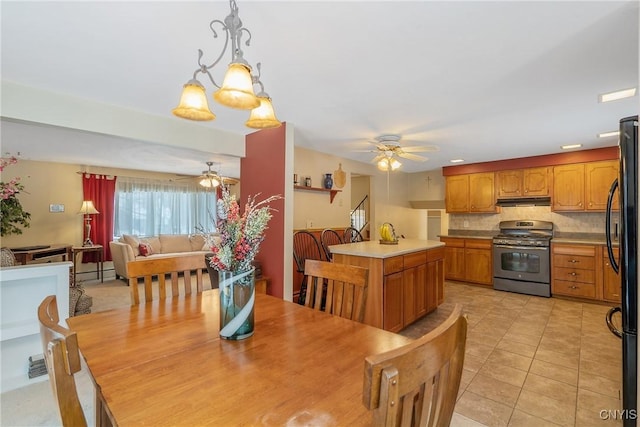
[599,88,637,103]
[598,130,620,138]
[450,159,464,163]
[561,144,582,150]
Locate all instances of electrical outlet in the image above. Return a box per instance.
[463,220,469,228]
[306,219,313,228]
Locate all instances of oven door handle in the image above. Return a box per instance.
[493,245,549,251]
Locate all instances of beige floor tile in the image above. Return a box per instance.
[461,367,478,388]
[466,341,495,362]
[529,359,578,386]
[581,346,622,366]
[578,372,622,399]
[580,358,622,382]
[522,373,577,405]
[515,389,575,426]
[456,390,514,427]
[496,338,537,358]
[464,354,486,373]
[537,335,581,357]
[486,349,532,372]
[451,412,490,427]
[507,409,562,427]
[534,347,580,369]
[466,373,522,408]
[478,360,528,388]
[576,389,623,426]
[501,331,542,347]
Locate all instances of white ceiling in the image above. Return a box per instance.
[1,1,638,178]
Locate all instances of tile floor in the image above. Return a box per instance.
[401,282,624,427]
[1,281,625,426]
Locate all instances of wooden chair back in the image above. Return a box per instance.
[363,304,468,427]
[127,254,207,305]
[344,226,364,243]
[293,231,323,273]
[303,259,369,322]
[38,295,88,427]
[320,229,343,260]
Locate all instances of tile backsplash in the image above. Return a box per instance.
[448,206,612,234]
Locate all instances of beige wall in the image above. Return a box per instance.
[0,159,226,248]
[408,170,446,201]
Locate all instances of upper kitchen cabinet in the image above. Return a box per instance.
[496,167,551,198]
[445,173,497,213]
[585,160,619,211]
[553,160,619,212]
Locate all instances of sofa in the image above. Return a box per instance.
[110,234,215,280]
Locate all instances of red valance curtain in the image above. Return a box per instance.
[82,174,117,262]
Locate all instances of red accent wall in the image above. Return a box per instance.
[442,146,619,176]
[241,124,287,298]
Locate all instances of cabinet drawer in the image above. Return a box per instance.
[465,239,492,250]
[440,237,464,248]
[553,280,596,299]
[384,256,404,275]
[553,254,595,270]
[552,244,596,257]
[404,251,426,268]
[426,246,445,262]
[553,267,595,284]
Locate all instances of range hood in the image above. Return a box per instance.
[495,196,551,207]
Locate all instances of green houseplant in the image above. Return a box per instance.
[1,156,31,237]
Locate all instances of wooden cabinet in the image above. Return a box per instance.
[440,237,492,286]
[445,173,496,213]
[585,160,619,211]
[445,175,469,213]
[551,243,597,299]
[381,249,443,332]
[496,167,551,198]
[553,160,618,212]
[603,246,621,303]
[552,164,585,211]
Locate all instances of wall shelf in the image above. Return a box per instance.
[294,185,341,203]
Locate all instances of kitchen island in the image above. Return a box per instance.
[329,239,445,332]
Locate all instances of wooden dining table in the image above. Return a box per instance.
[67,290,412,426]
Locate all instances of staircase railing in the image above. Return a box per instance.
[350,195,369,234]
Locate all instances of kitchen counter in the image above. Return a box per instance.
[552,233,619,246]
[329,239,444,259]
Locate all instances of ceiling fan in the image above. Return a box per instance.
[177,162,239,188]
[366,135,439,171]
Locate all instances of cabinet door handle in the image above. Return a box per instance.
[569,259,579,263]
[569,272,578,276]
[570,285,578,289]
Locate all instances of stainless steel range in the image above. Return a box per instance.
[493,220,554,297]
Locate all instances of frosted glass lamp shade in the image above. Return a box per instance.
[78,200,99,215]
[213,63,260,110]
[172,79,216,121]
[199,176,221,188]
[377,158,402,171]
[245,96,282,129]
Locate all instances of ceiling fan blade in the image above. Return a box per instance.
[398,152,428,162]
[400,145,439,153]
[368,140,389,150]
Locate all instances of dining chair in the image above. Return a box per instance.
[126,253,207,305]
[363,304,468,427]
[37,295,88,427]
[320,228,343,260]
[303,259,369,322]
[344,226,364,243]
[293,231,324,304]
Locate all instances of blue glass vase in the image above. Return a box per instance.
[218,267,255,340]
[323,173,333,189]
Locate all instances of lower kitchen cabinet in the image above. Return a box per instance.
[552,243,597,299]
[383,271,403,332]
[441,237,492,286]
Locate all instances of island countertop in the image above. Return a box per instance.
[329,238,445,259]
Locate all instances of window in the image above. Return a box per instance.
[114,177,217,237]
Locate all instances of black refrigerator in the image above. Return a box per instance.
[606,115,638,426]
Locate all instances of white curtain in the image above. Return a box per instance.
[114,177,217,237]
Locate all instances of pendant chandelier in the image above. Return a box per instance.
[172,0,281,129]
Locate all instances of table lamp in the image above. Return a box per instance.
[78,200,100,246]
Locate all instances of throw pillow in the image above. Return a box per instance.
[139,242,154,257]
[122,234,141,256]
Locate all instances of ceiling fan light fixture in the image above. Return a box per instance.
[199,176,221,188]
[377,157,402,171]
[172,79,216,121]
[245,93,282,129]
